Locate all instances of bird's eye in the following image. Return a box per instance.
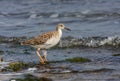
[60,25,63,27]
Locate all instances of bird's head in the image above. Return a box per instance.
[56,23,71,31]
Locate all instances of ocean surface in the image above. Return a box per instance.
[0,0,120,81]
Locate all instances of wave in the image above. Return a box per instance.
[0,10,120,19]
[59,36,120,48]
[0,35,120,48]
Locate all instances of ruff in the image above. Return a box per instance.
[21,23,71,64]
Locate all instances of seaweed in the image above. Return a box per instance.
[112,54,120,56]
[7,62,27,71]
[65,57,91,63]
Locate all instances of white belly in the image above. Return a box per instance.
[32,36,60,49]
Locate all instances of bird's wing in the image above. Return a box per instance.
[21,31,56,45]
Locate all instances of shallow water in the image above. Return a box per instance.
[0,47,120,81]
[0,0,120,81]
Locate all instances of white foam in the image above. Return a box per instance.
[0,62,10,71]
[81,10,91,14]
[100,36,116,45]
[11,80,16,81]
[50,13,59,18]
[0,72,23,76]
[29,14,37,18]
[61,70,71,73]
[0,62,10,66]
[28,67,37,72]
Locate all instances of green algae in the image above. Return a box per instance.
[112,54,120,56]
[2,57,91,72]
[48,57,91,63]
[65,57,91,63]
[8,62,27,71]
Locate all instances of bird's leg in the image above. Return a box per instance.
[36,48,45,64]
[43,50,48,62]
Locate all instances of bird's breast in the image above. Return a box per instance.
[45,36,60,47]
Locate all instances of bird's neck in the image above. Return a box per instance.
[56,28,62,38]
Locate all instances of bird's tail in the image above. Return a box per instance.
[20,41,29,45]
[20,41,25,45]
[20,40,32,45]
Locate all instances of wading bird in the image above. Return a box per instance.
[21,23,71,64]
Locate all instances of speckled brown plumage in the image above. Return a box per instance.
[21,31,59,45]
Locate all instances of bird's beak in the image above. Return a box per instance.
[64,27,71,31]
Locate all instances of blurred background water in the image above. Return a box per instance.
[0,0,120,38]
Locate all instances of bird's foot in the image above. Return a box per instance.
[40,60,46,64]
[43,56,48,63]
[39,58,45,64]
[44,58,48,62]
